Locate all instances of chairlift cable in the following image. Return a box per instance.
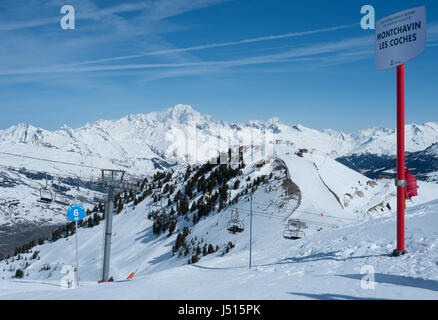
[0,164,97,183]
[0,158,145,187]
[0,151,108,170]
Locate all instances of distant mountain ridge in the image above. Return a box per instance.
[337,142,438,182]
[1,104,437,176]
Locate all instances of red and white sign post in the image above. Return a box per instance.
[375,6,426,256]
[396,64,405,255]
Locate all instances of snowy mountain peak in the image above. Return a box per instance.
[167,103,196,116]
[163,104,206,124]
[356,126,394,138]
[0,123,46,144]
[117,104,210,128]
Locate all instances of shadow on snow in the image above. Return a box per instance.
[287,292,387,300]
[340,273,438,293]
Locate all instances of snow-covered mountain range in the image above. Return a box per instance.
[1,104,437,260]
[1,104,438,178]
[338,142,438,182]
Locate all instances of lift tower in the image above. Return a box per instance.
[93,169,125,282]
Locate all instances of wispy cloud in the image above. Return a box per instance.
[1,0,436,84]
[70,23,359,66]
[3,22,438,78]
[0,19,362,77]
[0,0,222,74]
[0,35,374,76]
[0,0,230,31]
[427,22,438,44]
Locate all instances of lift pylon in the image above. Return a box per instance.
[92,169,142,282]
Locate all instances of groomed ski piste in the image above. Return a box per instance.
[1,145,438,300]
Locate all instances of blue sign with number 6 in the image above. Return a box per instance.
[67,204,86,222]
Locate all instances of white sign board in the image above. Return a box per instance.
[375,6,426,70]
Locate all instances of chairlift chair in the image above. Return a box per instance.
[37,173,55,204]
[283,229,306,240]
[38,188,54,204]
[288,218,307,229]
[227,220,244,234]
[227,209,244,234]
[53,176,70,206]
[54,193,70,206]
[283,220,306,240]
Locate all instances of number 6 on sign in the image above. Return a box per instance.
[67,204,85,222]
[66,204,85,287]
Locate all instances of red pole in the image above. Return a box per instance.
[394,64,406,256]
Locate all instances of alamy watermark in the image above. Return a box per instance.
[60,5,75,30]
[360,5,375,30]
[59,4,376,31]
[165,123,276,165]
[360,265,376,290]
[60,264,76,289]
[58,4,376,32]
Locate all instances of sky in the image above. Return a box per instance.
[0,0,437,133]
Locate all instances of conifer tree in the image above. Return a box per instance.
[117,200,124,214]
[191,255,199,264]
[15,269,24,279]
[87,217,94,228]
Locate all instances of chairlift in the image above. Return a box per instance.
[53,176,70,206]
[283,219,306,240]
[227,209,244,234]
[37,173,55,204]
[283,229,306,240]
[288,218,307,229]
[54,195,70,206]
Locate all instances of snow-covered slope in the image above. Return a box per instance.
[0,165,105,259]
[2,146,438,299]
[3,198,438,299]
[0,167,103,226]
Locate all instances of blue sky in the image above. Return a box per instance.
[0,0,437,132]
